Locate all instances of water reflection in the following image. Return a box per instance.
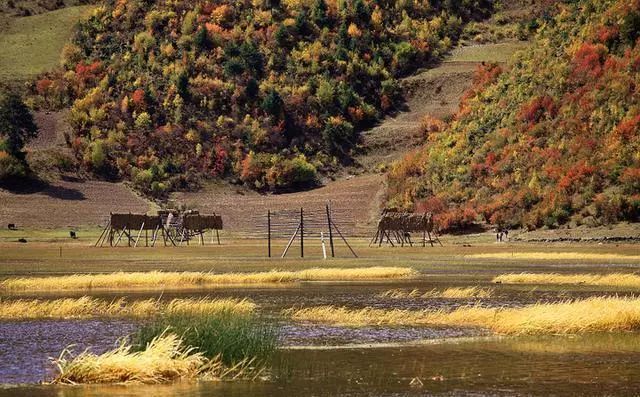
[3,334,640,396]
[0,320,137,384]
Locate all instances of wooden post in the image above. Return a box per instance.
[267,210,271,258]
[300,207,304,258]
[326,204,335,257]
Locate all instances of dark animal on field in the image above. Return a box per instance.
[69,231,77,239]
[18,238,27,243]
[8,224,16,230]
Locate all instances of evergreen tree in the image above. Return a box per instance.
[0,91,38,160]
[311,0,328,27]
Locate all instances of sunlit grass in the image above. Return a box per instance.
[51,333,261,384]
[0,297,255,320]
[493,272,640,288]
[0,6,94,81]
[286,296,640,335]
[468,252,640,261]
[379,287,493,299]
[0,267,416,291]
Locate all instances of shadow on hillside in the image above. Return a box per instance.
[0,177,86,201]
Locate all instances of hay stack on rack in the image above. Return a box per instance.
[95,211,223,247]
[371,210,442,247]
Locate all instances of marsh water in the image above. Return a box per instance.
[3,280,640,396]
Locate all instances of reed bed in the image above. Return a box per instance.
[51,333,260,384]
[0,267,416,291]
[0,297,255,320]
[493,272,640,288]
[379,287,493,299]
[468,252,640,261]
[286,296,640,335]
[134,312,279,365]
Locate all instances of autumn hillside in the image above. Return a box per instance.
[387,0,640,231]
[28,0,497,197]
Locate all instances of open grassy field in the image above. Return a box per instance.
[0,234,639,279]
[0,5,93,82]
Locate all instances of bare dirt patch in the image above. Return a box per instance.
[0,179,153,228]
[28,111,68,150]
[172,174,384,234]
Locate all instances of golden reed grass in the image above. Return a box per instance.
[286,296,640,335]
[0,297,255,320]
[51,333,261,384]
[493,273,640,288]
[379,287,493,299]
[0,267,416,291]
[468,252,640,261]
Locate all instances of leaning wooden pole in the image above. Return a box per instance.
[331,222,358,258]
[95,220,111,247]
[282,223,300,258]
[134,222,145,247]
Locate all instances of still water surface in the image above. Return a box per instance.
[2,282,640,395]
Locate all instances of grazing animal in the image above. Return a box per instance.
[7,223,16,230]
[18,238,27,243]
[69,231,77,239]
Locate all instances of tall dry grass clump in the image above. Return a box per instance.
[286,296,640,335]
[0,297,255,320]
[0,267,416,291]
[468,252,640,261]
[51,308,279,384]
[493,273,640,288]
[379,287,493,299]
[51,333,260,384]
[52,333,206,384]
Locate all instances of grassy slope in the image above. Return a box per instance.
[0,5,92,82]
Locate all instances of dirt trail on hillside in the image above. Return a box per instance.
[357,61,478,170]
[176,43,527,234]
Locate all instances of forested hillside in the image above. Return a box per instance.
[31,0,494,196]
[388,0,640,231]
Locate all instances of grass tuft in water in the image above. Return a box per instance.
[0,297,255,320]
[379,287,493,299]
[133,312,279,366]
[51,332,262,384]
[0,267,416,291]
[286,296,640,335]
[493,272,640,288]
